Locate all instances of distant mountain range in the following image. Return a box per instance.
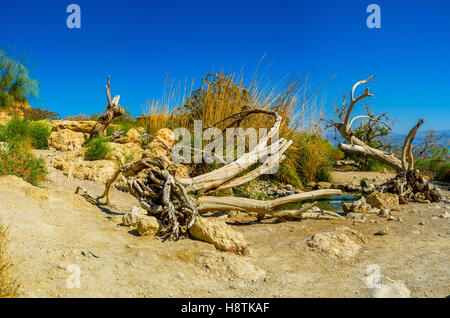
[324,129,450,149]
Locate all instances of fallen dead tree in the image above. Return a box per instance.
[89,109,342,241]
[327,75,441,203]
[88,75,125,140]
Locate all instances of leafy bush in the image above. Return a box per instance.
[22,107,59,121]
[28,121,51,149]
[0,118,51,149]
[0,49,38,109]
[435,162,450,182]
[292,134,342,184]
[0,224,19,298]
[84,138,111,161]
[0,137,47,185]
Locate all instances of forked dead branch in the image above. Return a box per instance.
[88,75,125,140]
[327,75,441,203]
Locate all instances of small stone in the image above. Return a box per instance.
[177,272,185,279]
[419,220,425,225]
[57,263,66,270]
[378,208,390,218]
[387,216,395,221]
[440,212,450,219]
[137,215,161,236]
[369,220,378,224]
[81,250,99,258]
[375,227,389,236]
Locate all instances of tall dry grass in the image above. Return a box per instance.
[138,69,333,186]
[0,224,19,298]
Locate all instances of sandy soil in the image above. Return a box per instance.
[0,150,449,298]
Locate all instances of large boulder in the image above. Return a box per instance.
[366,191,400,210]
[189,217,250,256]
[47,129,85,151]
[307,226,367,259]
[51,120,96,134]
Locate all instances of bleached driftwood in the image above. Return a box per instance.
[94,109,342,239]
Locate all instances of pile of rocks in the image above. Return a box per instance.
[343,191,401,223]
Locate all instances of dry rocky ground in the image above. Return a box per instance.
[0,149,449,298]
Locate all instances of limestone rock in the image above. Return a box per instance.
[315,182,332,190]
[0,175,49,201]
[115,128,142,144]
[343,197,371,213]
[51,154,117,183]
[51,120,96,134]
[367,191,400,210]
[307,226,367,259]
[345,182,361,192]
[136,215,161,236]
[440,211,450,219]
[189,217,250,256]
[142,128,175,159]
[122,206,147,226]
[47,129,85,151]
[195,250,265,281]
[107,142,143,164]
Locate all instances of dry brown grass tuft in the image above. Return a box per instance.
[0,224,19,298]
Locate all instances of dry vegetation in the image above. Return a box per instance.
[0,224,19,298]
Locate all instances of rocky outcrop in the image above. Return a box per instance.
[51,120,96,134]
[47,129,85,151]
[189,217,250,256]
[307,226,367,259]
[366,191,400,210]
[51,153,117,183]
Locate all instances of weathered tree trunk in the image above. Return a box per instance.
[94,109,342,239]
[88,75,125,140]
[328,76,440,202]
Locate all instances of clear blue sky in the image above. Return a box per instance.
[1,0,449,133]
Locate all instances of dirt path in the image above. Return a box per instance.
[0,151,449,298]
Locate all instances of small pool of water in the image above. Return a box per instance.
[282,192,362,215]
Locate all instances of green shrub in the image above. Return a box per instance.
[435,162,450,182]
[0,118,51,149]
[84,138,111,161]
[0,137,47,185]
[360,178,368,187]
[28,121,51,149]
[317,167,332,183]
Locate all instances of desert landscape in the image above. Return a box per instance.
[0,1,449,300]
